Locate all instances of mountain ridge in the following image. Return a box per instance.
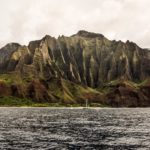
[0,30,150,107]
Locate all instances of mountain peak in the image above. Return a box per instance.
[73,30,104,38]
[0,43,20,50]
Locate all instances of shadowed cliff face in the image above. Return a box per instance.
[0,30,150,107]
[0,43,21,72]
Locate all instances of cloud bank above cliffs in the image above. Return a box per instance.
[0,0,150,48]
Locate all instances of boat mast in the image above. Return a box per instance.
[86,99,88,107]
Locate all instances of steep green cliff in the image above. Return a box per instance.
[0,30,150,107]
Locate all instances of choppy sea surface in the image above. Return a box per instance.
[0,108,150,150]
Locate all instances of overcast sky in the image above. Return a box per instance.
[0,0,150,48]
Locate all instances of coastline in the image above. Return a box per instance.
[0,106,149,109]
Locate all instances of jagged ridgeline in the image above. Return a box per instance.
[0,30,150,107]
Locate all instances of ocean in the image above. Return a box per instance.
[0,107,149,149]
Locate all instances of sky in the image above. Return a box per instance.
[0,0,150,48]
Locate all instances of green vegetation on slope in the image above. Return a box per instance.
[0,96,33,106]
[0,73,23,84]
[0,73,149,107]
[0,96,108,107]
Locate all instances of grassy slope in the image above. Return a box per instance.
[0,73,105,107]
[99,79,148,93]
[0,73,149,107]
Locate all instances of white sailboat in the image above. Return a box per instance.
[86,99,88,108]
[83,99,89,109]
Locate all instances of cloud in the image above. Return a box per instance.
[0,0,150,48]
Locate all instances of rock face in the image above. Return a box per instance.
[0,30,150,107]
[0,43,21,72]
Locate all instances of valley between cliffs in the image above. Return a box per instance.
[0,30,150,107]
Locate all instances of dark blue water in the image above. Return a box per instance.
[0,108,150,150]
